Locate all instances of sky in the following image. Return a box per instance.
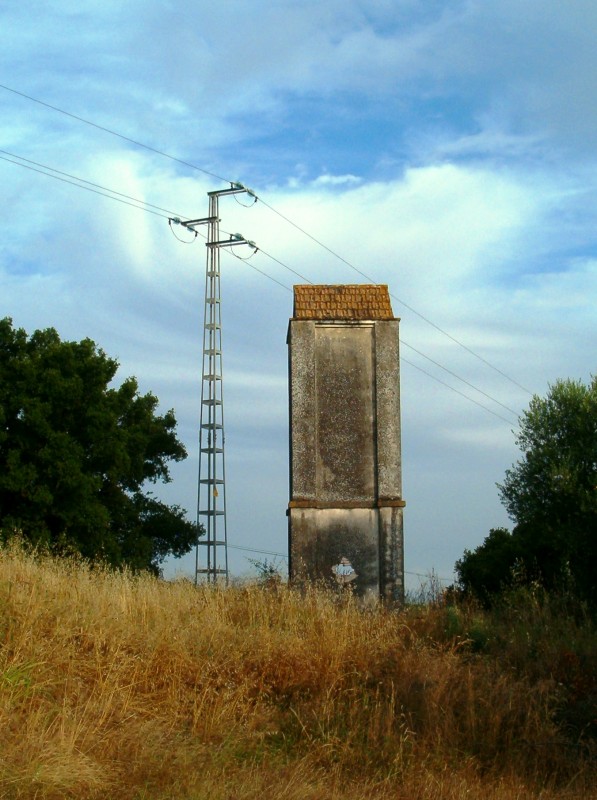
[1,1,596,590]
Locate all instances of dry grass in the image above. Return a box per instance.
[0,542,595,799]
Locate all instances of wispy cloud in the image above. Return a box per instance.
[311,173,362,187]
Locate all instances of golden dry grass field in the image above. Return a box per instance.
[0,542,595,799]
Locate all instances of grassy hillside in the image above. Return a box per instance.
[1,542,595,799]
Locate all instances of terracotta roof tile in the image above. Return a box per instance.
[293,284,395,320]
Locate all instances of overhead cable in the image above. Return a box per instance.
[256,196,533,396]
[1,81,531,395]
[0,148,186,219]
[193,224,294,292]
[0,152,173,219]
[257,247,314,285]
[222,241,520,420]
[400,340,520,419]
[228,543,288,560]
[0,83,228,184]
[401,356,518,427]
[196,220,520,420]
[1,147,519,425]
[229,543,452,583]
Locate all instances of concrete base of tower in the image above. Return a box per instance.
[288,505,404,603]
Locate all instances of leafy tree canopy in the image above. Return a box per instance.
[455,527,521,605]
[456,377,597,605]
[0,317,199,572]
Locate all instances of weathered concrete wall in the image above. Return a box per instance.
[378,505,404,601]
[289,508,380,599]
[288,321,317,502]
[288,314,404,601]
[375,320,402,500]
[315,325,375,502]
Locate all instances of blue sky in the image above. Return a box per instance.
[2,1,596,587]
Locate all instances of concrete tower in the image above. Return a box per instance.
[287,285,405,602]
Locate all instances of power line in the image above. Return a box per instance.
[258,247,314,285]
[1,90,521,587]
[405,569,452,583]
[230,544,453,583]
[256,195,533,396]
[400,340,520,419]
[0,83,228,184]
[225,250,519,425]
[192,225,294,292]
[240,260,292,292]
[1,147,292,294]
[0,146,519,425]
[230,245,520,421]
[229,543,288,560]
[0,152,173,220]
[211,225,520,420]
[0,148,187,219]
[401,355,518,426]
[231,241,519,426]
[1,81,532,397]
[2,145,295,307]
[0,148,291,299]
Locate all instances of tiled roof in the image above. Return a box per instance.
[293,284,395,320]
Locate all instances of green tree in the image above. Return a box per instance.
[0,318,199,572]
[456,378,597,605]
[455,527,521,604]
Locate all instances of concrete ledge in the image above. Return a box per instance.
[289,499,406,509]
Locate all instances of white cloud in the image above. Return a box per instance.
[311,174,362,187]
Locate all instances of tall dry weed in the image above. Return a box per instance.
[0,542,594,799]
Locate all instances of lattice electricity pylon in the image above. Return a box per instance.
[172,185,256,584]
